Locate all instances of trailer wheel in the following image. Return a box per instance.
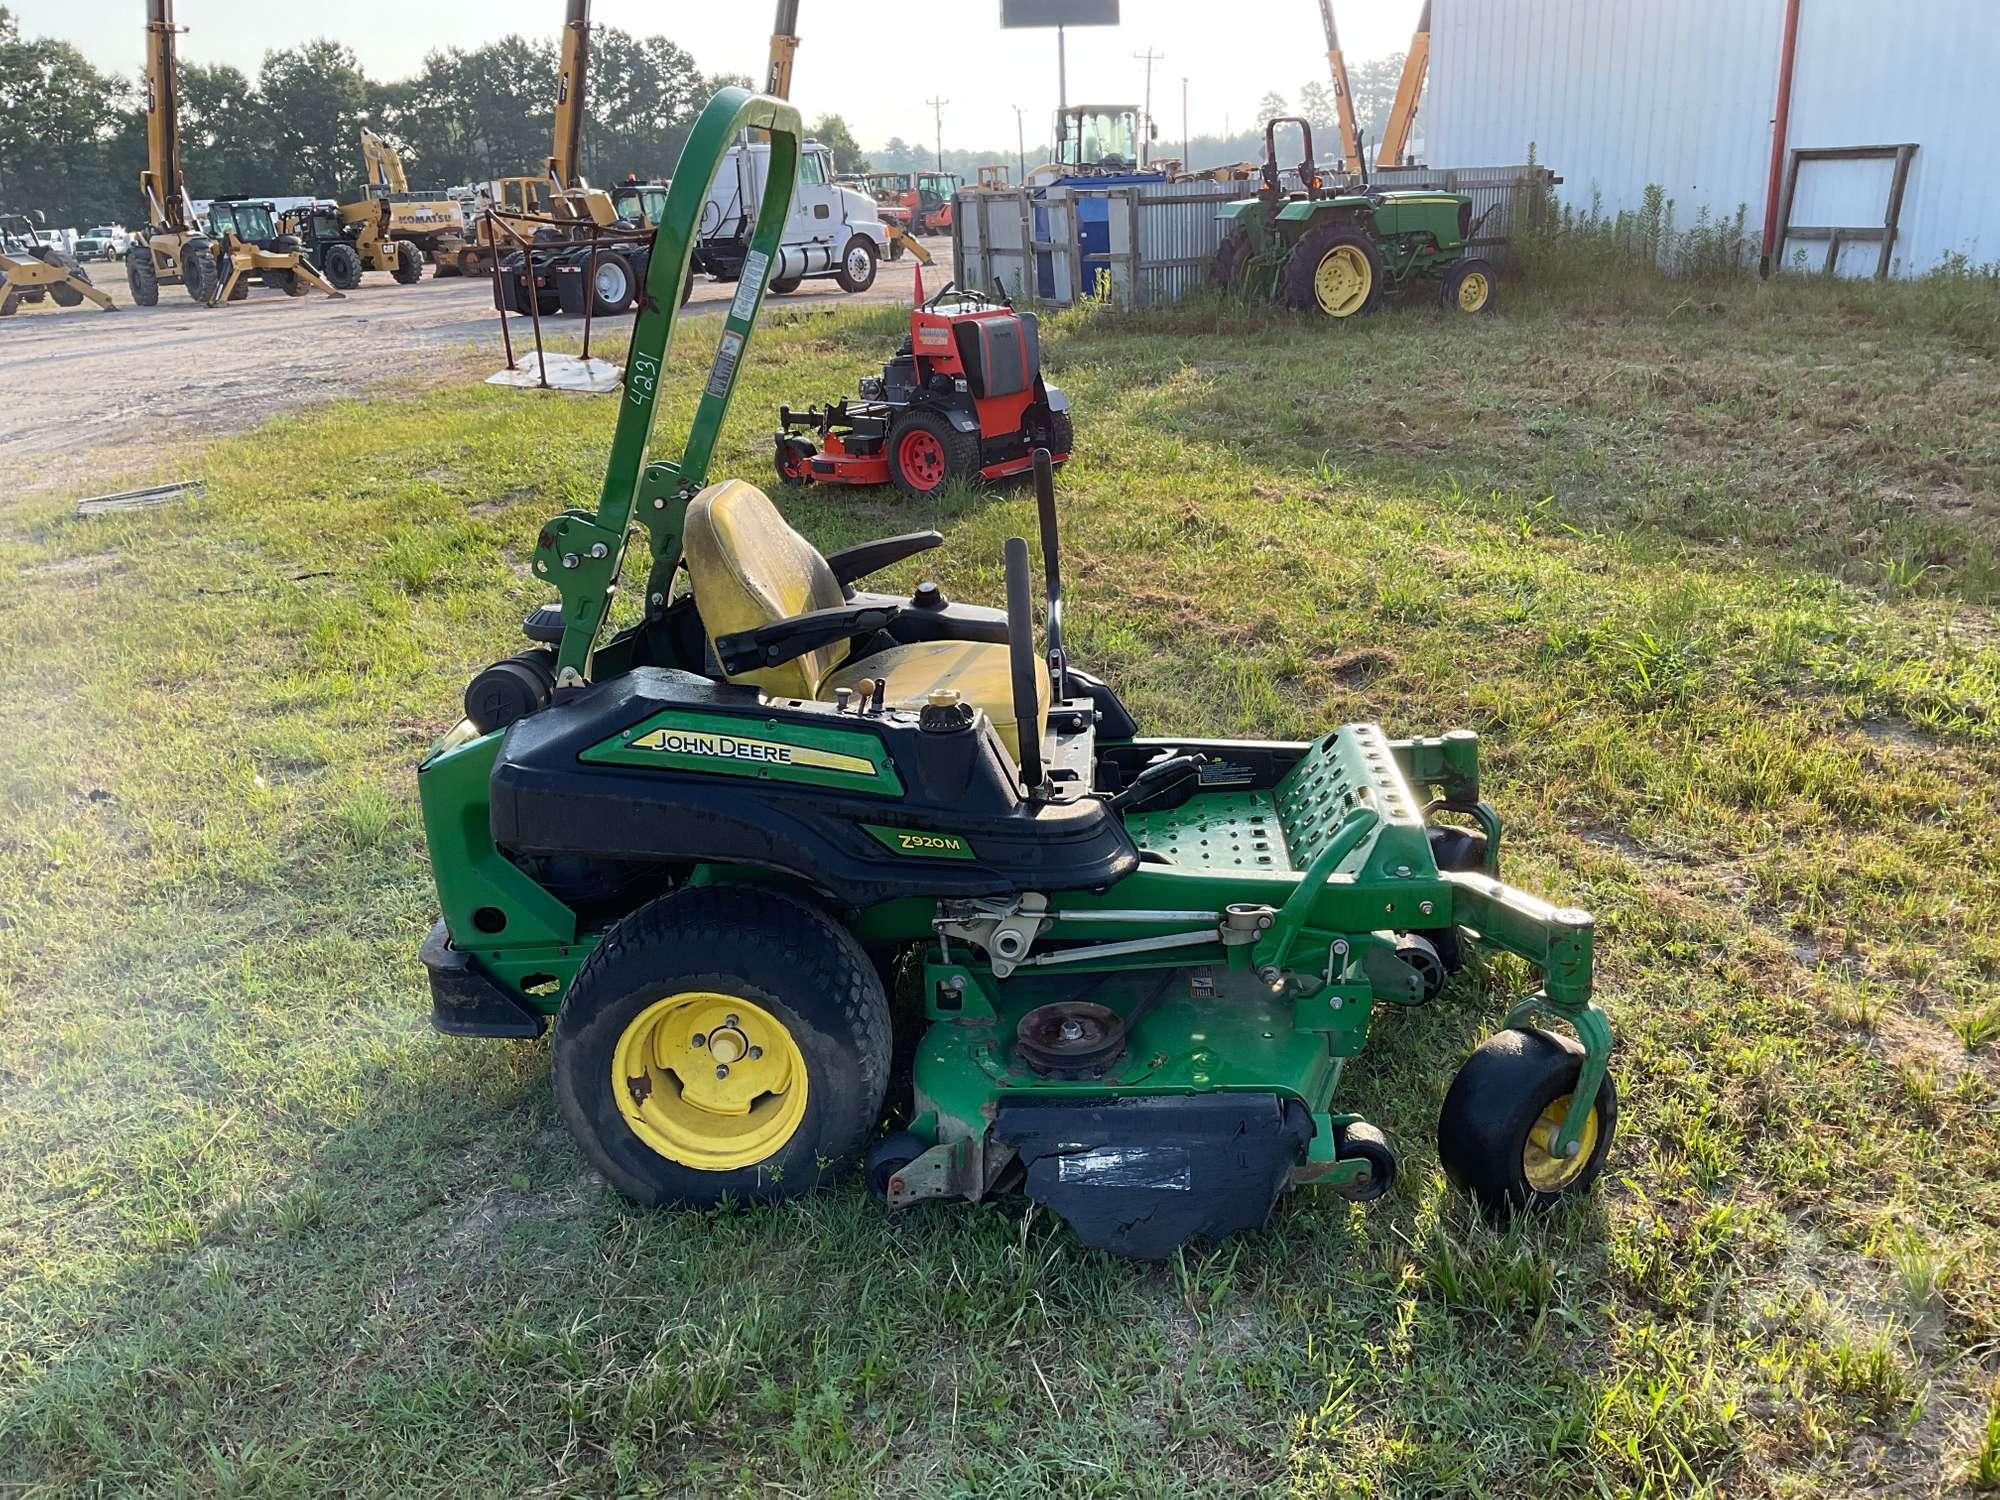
[835,235,878,293]
[587,251,634,315]
[126,249,160,306]
[391,239,423,285]
[1438,1028,1617,1222]
[887,410,978,498]
[1441,257,1497,315]
[552,885,891,1208]
[1282,221,1383,319]
[321,241,363,291]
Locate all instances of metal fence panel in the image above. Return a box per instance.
[955,165,1548,310]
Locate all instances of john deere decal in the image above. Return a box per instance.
[629,727,875,777]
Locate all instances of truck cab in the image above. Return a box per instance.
[694,138,891,294]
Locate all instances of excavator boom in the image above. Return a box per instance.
[360,129,410,195]
[140,0,187,232]
[766,0,800,100]
[547,0,590,197]
[1376,0,1430,167]
[1314,0,1363,177]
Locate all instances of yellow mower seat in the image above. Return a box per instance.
[683,479,1049,759]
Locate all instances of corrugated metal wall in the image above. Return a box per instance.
[1782,1,1994,274]
[1427,0,1998,276]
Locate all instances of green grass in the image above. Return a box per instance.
[2,272,1997,1496]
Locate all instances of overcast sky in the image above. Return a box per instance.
[24,0,1426,151]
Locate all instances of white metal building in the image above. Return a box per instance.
[1424,0,1997,277]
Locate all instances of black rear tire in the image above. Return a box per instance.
[1039,407,1075,459]
[391,239,423,285]
[1438,1028,1618,1222]
[551,885,892,1208]
[1281,220,1385,319]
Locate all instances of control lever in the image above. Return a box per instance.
[1003,537,1044,793]
[1032,448,1067,699]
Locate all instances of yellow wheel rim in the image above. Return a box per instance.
[1456,271,1491,312]
[1522,1093,1598,1192]
[1313,245,1373,317]
[611,991,808,1172]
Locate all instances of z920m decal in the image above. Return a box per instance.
[864,825,975,860]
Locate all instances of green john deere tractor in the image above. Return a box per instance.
[1212,116,1497,319]
[415,87,1614,1259]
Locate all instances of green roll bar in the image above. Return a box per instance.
[529,87,803,681]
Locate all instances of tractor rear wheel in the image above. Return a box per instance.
[1441,257,1497,315]
[321,241,363,291]
[126,249,160,306]
[552,885,891,1208]
[265,266,303,296]
[1283,221,1384,319]
[1438,1028,1618,1222]
[1039,407,1075,459]
[887,410,979,498]
[1209,227,1254,290]
[391,239,423,285]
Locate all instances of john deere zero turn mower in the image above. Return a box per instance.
[1212,117,1497,320]
[418,88,1615,1258]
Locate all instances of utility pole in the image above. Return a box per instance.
[1132,47,1163,165]
[925,95,947,171]
[1181,76,1189,170]
[1013,104,1027,183]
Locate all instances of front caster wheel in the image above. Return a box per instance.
[552,886,891,1208]
[1438,1028,1617,1222]
[865,1130,929,1202]
[1333,1120,1396,1202]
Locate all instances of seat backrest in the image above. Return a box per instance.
[683,479,849,700]
[951,311,1039,399]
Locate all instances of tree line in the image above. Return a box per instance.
[1,3,1417,231]
[0,6,753,228]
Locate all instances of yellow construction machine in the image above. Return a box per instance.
[0,211,115,316]
[127,0,337,306]
[349,130,471,276]
[1376,0,1431,168]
